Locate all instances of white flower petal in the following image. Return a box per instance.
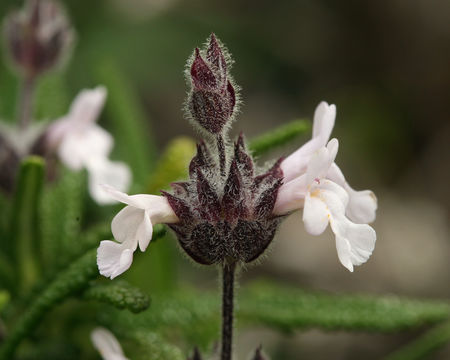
[303,190,329,235]
[69,86,107,128]
[312,101,336,145]
[111,206,150,246]
[91,327,129,360]
[306,139,339,185]
[137,210,153,251]
[272,175,308,215]
[87,159,132,205]
[97,240,134,279]
[302,179,375,271]
[58,124,113,170]
[327,163,377,223]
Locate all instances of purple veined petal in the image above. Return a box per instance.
[97,240,135,279]
[305,139,339,185]
[327,163,377,224]
[86,159,132,205]
[312,101,336,145]
[91,327,129,360]
[272,174,308,215]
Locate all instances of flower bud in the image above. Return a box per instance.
[187,34,237,134]
[3,0,74,77]
[252,346,270,360]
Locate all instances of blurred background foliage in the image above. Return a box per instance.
[0,0,449,359]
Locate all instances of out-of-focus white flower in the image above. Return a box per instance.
[47,86,131,204]
[275,139,376,272]
[97,184,179,279]
[280,101,377,224]
[91,327,129,360]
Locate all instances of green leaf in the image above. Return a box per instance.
[0,249,98,360]
[249,119,310,157]
[40,169,85,275]
[239,282,450,333]
[10,156,45,293]
[384,321,450,360]
[130,331,185,360]
[94,58,156,186]
[109,281,450,352]
[84,280,150,313]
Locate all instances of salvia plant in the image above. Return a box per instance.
[0,1,449,360]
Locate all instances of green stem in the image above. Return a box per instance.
[18,75,36,130]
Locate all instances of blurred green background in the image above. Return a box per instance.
[0,0,449,358]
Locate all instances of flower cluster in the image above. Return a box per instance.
[0,0,131,204]
[43,87,131,204]
[97,34,377,279]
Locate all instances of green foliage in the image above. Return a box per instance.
[40,169,86,275]
[147,136,196,193]
[108,281,450,357]
[94,58,156,187]
[130,331,185,360]
[239,282,450,333]
[84,280,150,313]
[0,249,98,360]
[10,156,45,294]
[249,119,310,157]
[33,73,70,120]
[384,321,450,360]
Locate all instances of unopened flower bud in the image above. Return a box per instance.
[187,34,237,134]
[3,0,74,77]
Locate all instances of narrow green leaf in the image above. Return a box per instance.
[0,249,98,360]
[249,119,310,157]
[94,59,156,186]
[40,169,85,275]
[239,282,450,333]
[84,280,150,313]
[131,331,185,360]
[10,156,45,293]
[384,321,450,360]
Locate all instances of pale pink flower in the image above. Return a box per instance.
[97,185,179,279]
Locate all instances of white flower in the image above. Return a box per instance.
[97,185,179,279]
[280,101,377,224]
[275,139,376,272]
[91,327,129,360]
[47,87,131,204]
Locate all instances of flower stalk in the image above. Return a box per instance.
[17,74,36,130]
[221,261,236,360]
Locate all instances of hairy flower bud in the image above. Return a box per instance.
[187,34,237,134]
[3,0,74,77]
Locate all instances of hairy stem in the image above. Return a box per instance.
[217,135,226,176]
[221,261,236,360]
[18,75,36,130]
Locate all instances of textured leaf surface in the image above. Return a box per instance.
[84,280,150,313]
